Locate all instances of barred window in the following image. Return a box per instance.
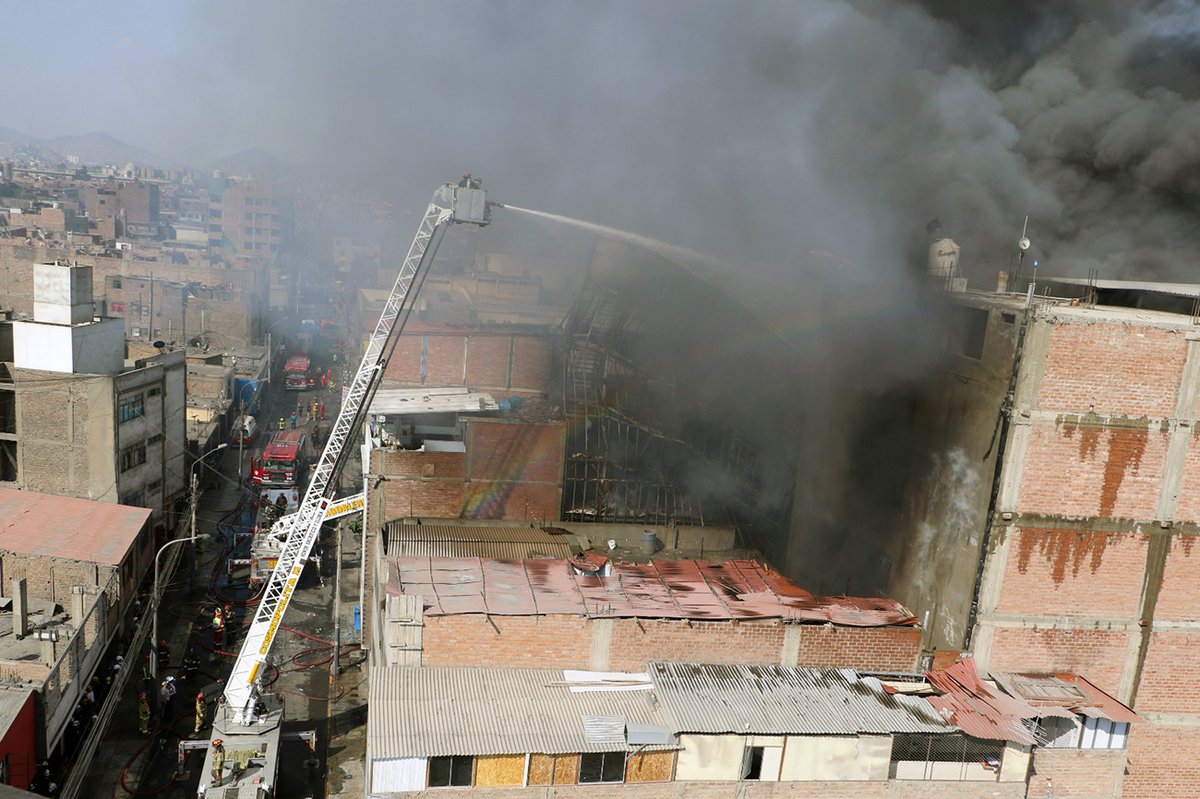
[119,395,145,422]
[119,444,147,472]
[891,733,1003,781]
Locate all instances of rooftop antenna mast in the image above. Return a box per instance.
[1015,215,1032,295]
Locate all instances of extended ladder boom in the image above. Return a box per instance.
[224,183,490,721]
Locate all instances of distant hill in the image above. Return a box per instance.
[0,126,177,168]
[49,131,178,168]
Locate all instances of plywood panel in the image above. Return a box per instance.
[527,754,553,786]
[552,754,579,785]
[626,750,674,782]
[474,754,525,786]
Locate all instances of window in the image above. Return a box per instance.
[946,306,989,360]
[119,395,145,422]
[743,746,765,780]
[1080,717,1128,750]
[119,443,147,472]
[890,733,1003,781]
[427,755,473,787]
[120,489,146,508]
[112,278,122,289]
[579,752,625,784]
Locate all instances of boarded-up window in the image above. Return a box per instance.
[626,750,674,782]
[474,755,525,787]
[552,754,579,785]
[527,754,554,785]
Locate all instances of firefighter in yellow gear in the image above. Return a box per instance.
[194,692,206,734]
[211,739,226,786]
[137,692,151,735]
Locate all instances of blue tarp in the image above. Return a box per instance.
[233,378,261,412]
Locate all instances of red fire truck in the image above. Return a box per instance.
[283,355,312,390]
[250,429,308,509]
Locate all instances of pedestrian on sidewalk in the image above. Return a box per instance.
[138,692,151,736]
[290,412,297,429]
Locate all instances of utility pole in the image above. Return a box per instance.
[332,520,342,677]
[238,401,245,482]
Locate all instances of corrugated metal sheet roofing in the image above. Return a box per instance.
[649,662,948,736]
[383,524,574,560]
[990,671,1140,725]
[925,659,1038,744]
[371,386,498,415]
[386,557,918,626]
[368,666,668,759]
[0,487,149,566]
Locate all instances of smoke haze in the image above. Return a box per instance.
[6,1,1198,280]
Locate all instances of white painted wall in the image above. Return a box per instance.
[1001,742,1031,782]
[33,262,94,325]
[779,735,891,781]
[12,319,124,375]
[675,735,745,781]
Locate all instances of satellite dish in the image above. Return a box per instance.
[1018,237,1031,251]
[152,339,166,349]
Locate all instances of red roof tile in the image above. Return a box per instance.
[0,487,149,566]
[387,557,919,627]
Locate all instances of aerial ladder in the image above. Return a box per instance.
[185,182,493,798]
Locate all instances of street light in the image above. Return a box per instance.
[150,442,227,681]
[150,533,210,681]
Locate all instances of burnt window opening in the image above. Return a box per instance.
[947,306,988,361]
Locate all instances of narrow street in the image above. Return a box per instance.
[81,369,367,799]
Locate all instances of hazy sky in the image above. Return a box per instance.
[5,0,1200,280]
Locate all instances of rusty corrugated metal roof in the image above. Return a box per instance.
[990,671,1139,725]
[924,658,1038,744]
[384,523,574,560]
[651,662,948,736]
[0,487,150,566]
[386,557,918,626]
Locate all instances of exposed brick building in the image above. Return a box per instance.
[377,556,922,674]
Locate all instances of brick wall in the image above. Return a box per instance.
[1133,630,1200,714]
[1029,748,1126,799]
[607,619,787,670]
[0,554,105,606]
[382,327,553,395]
[1035,324,1187,418]
[1123,723,1200,799]
[420,615,592,669]
[1016,422,1168,519]
[386,779,1026,799]
[996,528,1147,618]
[1152,535,1200,622]
[419,614,920,674]
[794,626,922,672]
[985,628,1131,697]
